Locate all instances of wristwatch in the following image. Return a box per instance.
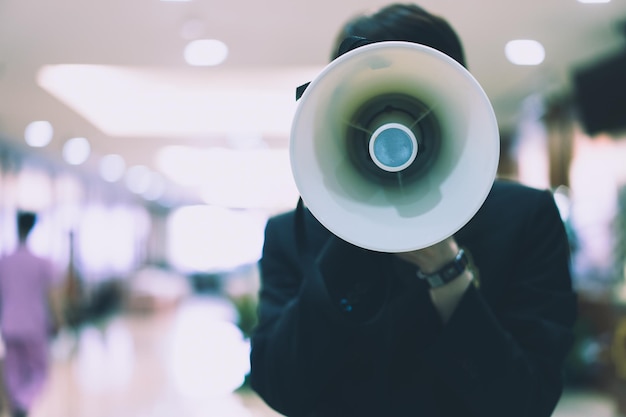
[416,248,469,288]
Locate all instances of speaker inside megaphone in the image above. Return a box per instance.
[290,41,500,253]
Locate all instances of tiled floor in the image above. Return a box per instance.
[30,296,282,417]
[26,296,620,417]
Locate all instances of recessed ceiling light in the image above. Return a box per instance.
[505,40,545,66]
[99,154,126,182]
[63,137,91,165]
[24,120,53,147]
[184,39,228,66]
[578,0,610,3]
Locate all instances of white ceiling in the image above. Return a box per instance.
[1,0,625,209]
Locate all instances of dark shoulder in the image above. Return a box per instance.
[264,210,298,251]
[487,179,556,213]
[267,209,296,230]
[265,207,333,256]
[458,180,557,241]
[490,179,550,200]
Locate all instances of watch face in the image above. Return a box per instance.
[442,264,462,280]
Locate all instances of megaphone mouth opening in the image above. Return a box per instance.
[345,93,441,186]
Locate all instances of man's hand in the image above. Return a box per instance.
[395,236,473,323]
[394,237,460,274]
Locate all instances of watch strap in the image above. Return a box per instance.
[416,248,469,288]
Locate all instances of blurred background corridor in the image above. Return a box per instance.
[2,0,626,415]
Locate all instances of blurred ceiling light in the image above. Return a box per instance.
[63,137,91,165]
[505,40,545,66]
[99,154,126,183]
[24,120,53,147]
[37,65,321,138]
[184,39,228,66]
[125,165,152,194]
[578,0,610,3]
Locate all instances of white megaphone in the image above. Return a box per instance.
[290,41,500,253]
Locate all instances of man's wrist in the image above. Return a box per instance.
[416,248,469,288]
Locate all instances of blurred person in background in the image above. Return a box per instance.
[0,335,12,417]
[249,3,577,417]
[0,212,64,417]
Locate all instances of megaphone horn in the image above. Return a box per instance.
[290,41,500,253]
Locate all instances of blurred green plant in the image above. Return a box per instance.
[230,294,259,339]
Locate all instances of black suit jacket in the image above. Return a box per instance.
[250,180,577,417]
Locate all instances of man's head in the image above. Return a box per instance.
[331,3,466,68]
[17,211,37,243]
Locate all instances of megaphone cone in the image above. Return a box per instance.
[290,41,499,253]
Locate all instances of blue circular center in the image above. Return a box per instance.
[372,127,415,168]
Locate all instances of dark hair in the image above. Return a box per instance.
[17,211,37,241]
[331,3,466,68]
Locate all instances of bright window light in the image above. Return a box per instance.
[76,204,147,278]
[184,39,228,66]
[17,168,53,211]
[167,205,267,272]
[156,146,299,209]
[63,137,91,165]
[99,154,126,183]
[24,120,53,147]
[155,146,205,187]
[505,40,545,66]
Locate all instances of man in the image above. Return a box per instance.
[0,212,62,417]
[249,4,577,417]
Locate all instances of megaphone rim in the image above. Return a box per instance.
[295,41,476,103]
[289,40,499,253]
